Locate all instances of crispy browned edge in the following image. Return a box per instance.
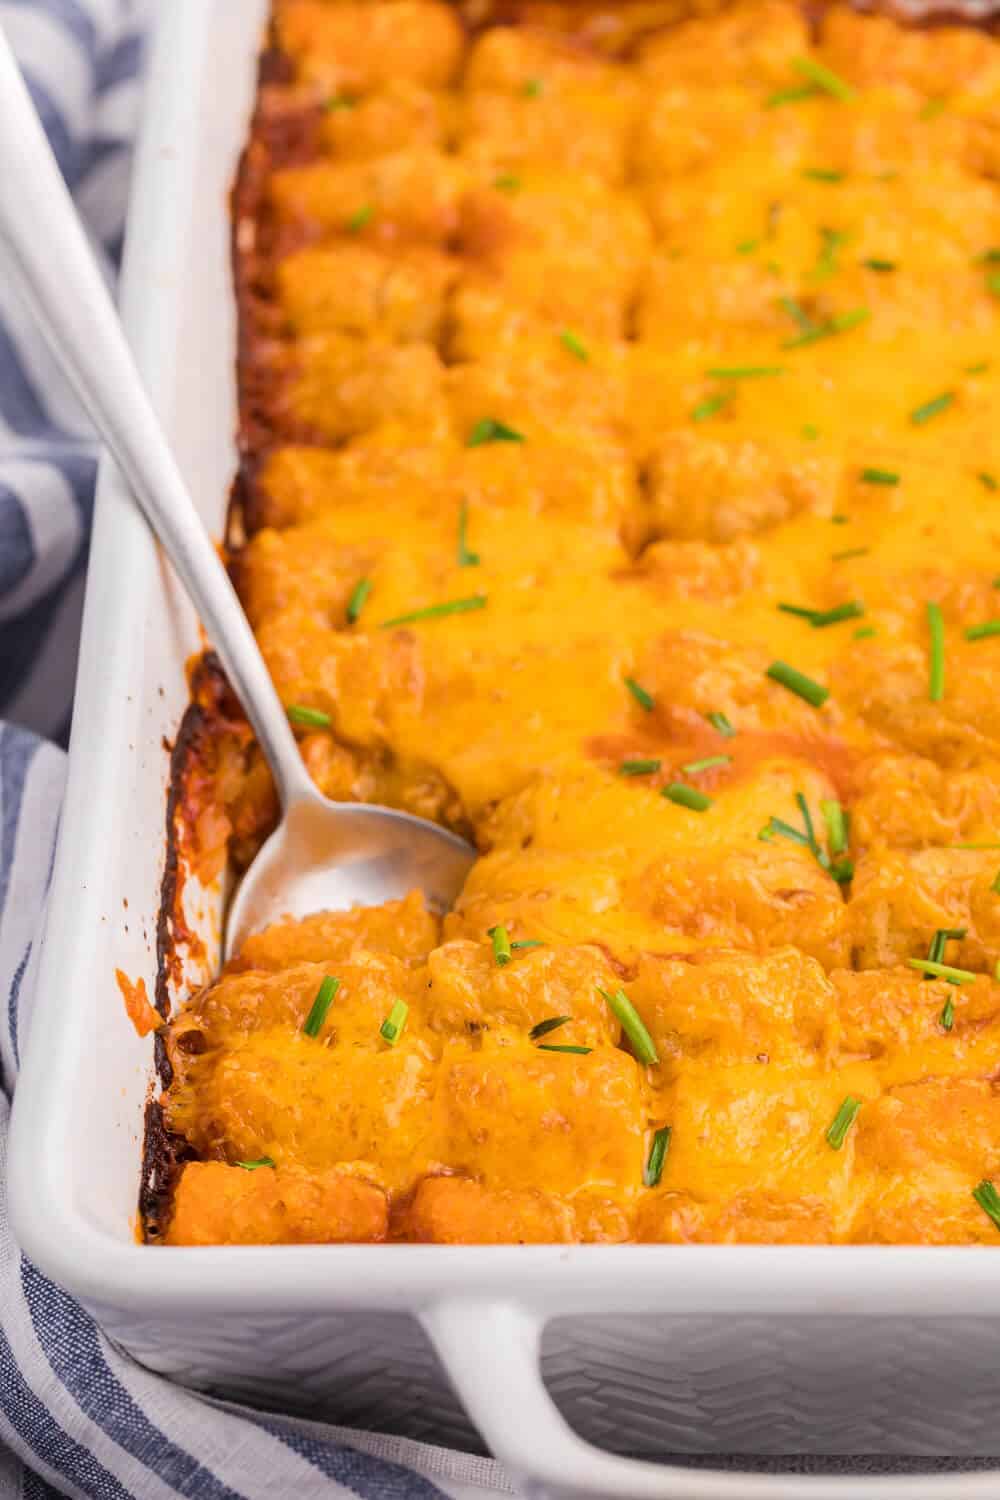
[141,0,1000,1244]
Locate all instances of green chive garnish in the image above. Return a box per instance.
[826,1096,862,1150]
[380,999,409,1046]
[966,362,990,374]
[489,923,512,966]
[920,98,946,120]
[812,227,847,281]
[972,1180,1000,1233]
[802,423,820,439]
[862,259,896,272]
[861,468,899,486]
[766,661,829,707]
[560,329,589,362]
[821,799,848,855]
[704,365,786,379]
[940,997,955,1031]
[523,77,543,97]
[691,391,732,423]
[779,296,817,334]
[511,939,544,950]
[599,986,658,1065]
[236,1157,276,1170]
[663,783,713,812]
[965,621,1000,641]
[620,758,662,776]
[346,203,374,233]
[380,595,487,628]
[538,1044,592,1054]
[925,928,966,979]
[911,391,954,425]
[992,869,1000,895]
[927,601,945,701]
[979,473,998,492]
[287,704,332,729]
[783,307,869,349]
[791,56,854,102]
[457,499,480,567]
[494,173,520,192]
[907,958,977,984]
[681,755,731,774]
[832,546,869,562]
[812,600,865,628]
[303,975,339,1037]
[643,1126,672,1187]
[325,96,355,112]
[854,626,875,638]
[625,676,654,711]
[467,417,525,447]
[346,577,371,623]
[765,82,819,108]
[530,1015,571,1040]
[736,238,760,254]
[802,168,844,182]
[706,711,735,737]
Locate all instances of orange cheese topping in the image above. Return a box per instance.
[160,0,1000,1246]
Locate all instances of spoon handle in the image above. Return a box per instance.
[0,29,312,810]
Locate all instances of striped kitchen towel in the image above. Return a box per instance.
[0,3,516,1495]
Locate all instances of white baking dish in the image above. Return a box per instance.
[8,3,1000,1495]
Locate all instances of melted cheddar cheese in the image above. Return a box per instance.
[159,0,1000,1247]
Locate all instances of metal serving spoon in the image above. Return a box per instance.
[0,33,475,957]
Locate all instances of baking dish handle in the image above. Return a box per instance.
[421,1297,1000,1500]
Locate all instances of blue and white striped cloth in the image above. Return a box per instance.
[0,4,514,1495]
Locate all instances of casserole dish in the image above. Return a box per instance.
[9,1,1000,1495]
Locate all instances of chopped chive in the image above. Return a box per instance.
[907,958,977,984]
[236,1157,276,1170]
[951,842,1000,849]
[965,621,1000,641]
[992,869,1000,895]
[764,815,811,847]
[812,227,848,281]
[380,999,409,1046]
[862,258,896,272]
[779,296,817,334]
[663,783,713,812]
[861,467,899,486]
[802,423,820,439]
[854,626,876,638]
[681,755,731,774]
[559,329,589,362]
[980,249,1000,264]
[467,417,525,447]
[287,703,332,729]
[599,986,659,1065]
[826,1096,862,1150]
[346,203,374,233]
[821,798,848,855]
[778,602,819,621]
[765,82,819,108]
[796,790,818,851]
[489,923,512,967]
[920,97,947,120]
[691,391,732,423]
[972,1180,1000,1233]
[791,55,854,102]
[457,499,480,567]
[940,996,955,1031]
[927,601,945,702]
[988,272,1000,299]
[303,975,339,1037]
[643,1126,672,1187]
[620,758,662,777]
[766,660,829,707]
[511,939,544,950]
[530,1015,571,1040]
[538,1044,592,1054]
[811,600,865,628]
[832,546,869,562]
[704,365,785,379]
[522,77,543,97]
[706,710,736,737]
[625,676,654,712]
[911,391,954,425]
[494,173,520,192]
[966,361,990,374]
[783,306,869,349]
[802,168,844,182]
[736,238,760,254]
[346,577,372,623]
[325,95,355,112]
[979,473,998,492]
[380,595,487,628]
